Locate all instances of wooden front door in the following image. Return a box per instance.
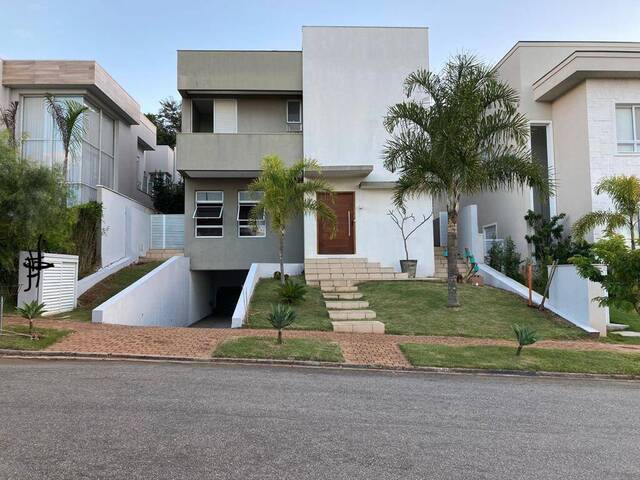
[317,192,355,254]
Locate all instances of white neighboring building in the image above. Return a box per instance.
[461,42,640,255]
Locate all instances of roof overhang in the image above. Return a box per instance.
[358,181,397,190]
[533,50,640,102]
[304,165,374,179]
[137,136,155,151]
[180,170,261,179]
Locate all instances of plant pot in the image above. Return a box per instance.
[400,260,418,278]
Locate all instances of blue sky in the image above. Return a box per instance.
[2,0,640,112]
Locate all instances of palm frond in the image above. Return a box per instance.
[572,211,628,239]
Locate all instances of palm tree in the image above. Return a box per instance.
[0,101,19,148]
[249,155,336,284]
[572,175,640,249]
[383,54,549,307]
[45,94,88,180]
[15,300,46,336]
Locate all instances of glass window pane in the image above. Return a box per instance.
[196,191,223,203]
[287,101,301,123]
[101,114,115,155]
[81,143,99,188]
[194,205,223,219]
[238,190,263,202]
[196,227,222,237]
[22,140,48,166]
[100,153,114,188]
[22,97,48,140]
[84,104,100,146]
[617,107,634,142]
[618,143,635,153]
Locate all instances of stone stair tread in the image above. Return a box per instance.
[331,320,385,334]
[611,331,640,337]
[322,292,363,300]
[607,323,630,332]
[321,286,359,293]
[328,310,377,320]
[325,300,369,310]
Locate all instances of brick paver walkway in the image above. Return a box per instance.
[5,316,640,368]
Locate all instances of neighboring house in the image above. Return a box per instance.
[0,58,174,208]
[460,41,640,256]
[138,144,179,195]
[176,26,434,282]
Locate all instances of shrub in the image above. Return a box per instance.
[71,201,103,277]
[513,324,537,356]
[487,237,523,283]
[15,300,46,337]
[267,304,297,344]
[278,278,307,304]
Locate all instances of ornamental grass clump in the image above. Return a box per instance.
[513,324,537,356]
[268,304,297,344]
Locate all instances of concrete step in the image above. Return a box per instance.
[321,285,359,293]
[305,258,368,265]
[322,292,363,300]
[148,249,183,254]
[325,300,369,310]
[328,309,376,320]
[612,331,640,337]
[320,280,356,288]
[607,323,630,332]
[331,320,385,334]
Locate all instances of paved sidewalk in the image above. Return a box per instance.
[5,316,640,368]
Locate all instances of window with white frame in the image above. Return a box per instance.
[237,191,265,237]
[286,100,302,124]
[193,191,224,238]
[616,105,640,153]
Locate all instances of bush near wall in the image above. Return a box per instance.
[71,201,103,278]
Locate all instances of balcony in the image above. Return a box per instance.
[176,133,303,178]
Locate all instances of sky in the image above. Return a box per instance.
[2,0,640,113]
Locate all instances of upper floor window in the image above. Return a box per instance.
[194,191,223,238]
[237,191,265,237]
[192,98,237,133]
[287,100,302,124]
[616,105,640,153]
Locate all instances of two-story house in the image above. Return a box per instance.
[461,41,640,257]
[176,26,435,293]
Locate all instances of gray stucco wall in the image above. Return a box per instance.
[116,122,154,208]
[185,177,304,270]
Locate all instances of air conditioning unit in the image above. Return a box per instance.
[287,123,303,132]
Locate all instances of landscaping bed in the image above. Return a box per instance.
[359,281,586,340]
[0,325,71,351]
[246,277,332,331]
[213,336,344,362]
[57,261,163,322]
[400,343,640,375]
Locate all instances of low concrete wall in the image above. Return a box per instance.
[231,263,304,328]
[77,256,137,297]
[458,205,485,262]
[98,186,152,268]
[477,264,601,335]
[92,256,209,327]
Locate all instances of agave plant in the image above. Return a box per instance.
[45,94,88,181]
[278,278,307,305]
[513,324,537,356]
[267,304,297,344]
[0,101,19,148]
[15,300,46,336]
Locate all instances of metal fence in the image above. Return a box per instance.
[150,214,184,249]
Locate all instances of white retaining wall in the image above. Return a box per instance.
[92,256,209,327]
[231,263,304,328]
[98,186,152,268]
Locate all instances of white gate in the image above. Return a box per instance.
[150,214,184,249]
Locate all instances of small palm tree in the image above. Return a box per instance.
[45,94,88,181]
[249,155,336,284]
[267,304,297,344]
[0,101,19,148]
[15,300,46,336]
[572,175,640,249]
[513,324,537,356]
[383,54,550,307]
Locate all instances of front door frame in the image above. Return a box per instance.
[317,191,356,255]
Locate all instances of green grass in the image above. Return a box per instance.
[400,343,640,375]
[359,281,586,340]
[610,305,640,331]
[57,261,163,322]
[213,336,344,362]
[0,325,70,351]
[246,277,332,331]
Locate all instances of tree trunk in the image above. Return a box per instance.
[279,228,285,285]
[63,151,69,182]
[403,238,409,261]
[277,329,283,344]
[29,318,33,336]
[630,218,636,250]
[446,209,460,308]
[516,345,523,356]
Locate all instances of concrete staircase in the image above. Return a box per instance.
[139,249,184,263]
[305,258,406,334]
[433,246,469,279]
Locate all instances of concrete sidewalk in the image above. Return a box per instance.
[5,317,640,368]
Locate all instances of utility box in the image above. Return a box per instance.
[17,252,79,315]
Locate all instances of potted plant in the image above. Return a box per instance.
[387,206,431,278]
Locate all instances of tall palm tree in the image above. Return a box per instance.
[249,155,336,284]
[0,101,19,148]
[572,175,640,249]
[383,54,549,307]
[45,94,87,181]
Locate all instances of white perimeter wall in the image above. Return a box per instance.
[98,186,152,267]
[303,179,434,276]
[92,256,212,327]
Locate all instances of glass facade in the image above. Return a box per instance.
[20,95,116,204]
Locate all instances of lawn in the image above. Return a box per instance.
[400,344,640,375]
[359,281,585,340]
[213,336,344,362]
[57,261,163,322]
[0,325,70,351]
[246,277,332,331]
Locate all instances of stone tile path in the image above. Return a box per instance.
[5,316,640,369]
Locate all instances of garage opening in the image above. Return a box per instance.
[190,270,247,328]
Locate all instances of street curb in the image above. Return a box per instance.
[1,349,640,382]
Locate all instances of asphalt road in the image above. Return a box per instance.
[0,360,639,480]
